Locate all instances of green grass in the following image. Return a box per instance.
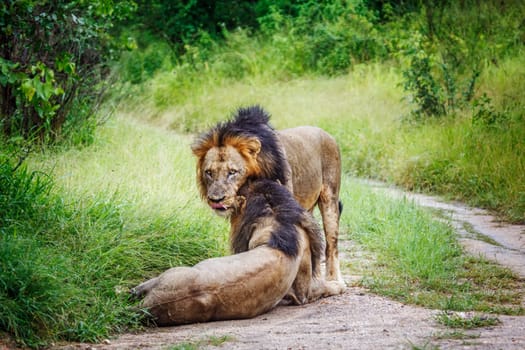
[387,115,525,223]
[1,119,228,347]
[166,335,235,350]
[340,176,524,315]
[436,312,501,329]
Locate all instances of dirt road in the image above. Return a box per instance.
[58,187,525,350]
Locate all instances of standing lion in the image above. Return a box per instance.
[191,106,345,285]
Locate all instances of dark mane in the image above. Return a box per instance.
[232,179,323,274]
[194,105,289,184]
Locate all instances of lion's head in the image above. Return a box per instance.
[191,106,288,217]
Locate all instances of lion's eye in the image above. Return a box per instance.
[228,169,238,177]
[204,170,213,178]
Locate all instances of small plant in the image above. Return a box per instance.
[471,93,509,127]
[167,335,234,350]
[401,36,445,119]
[433,330,480,340]
[401,32,480,120]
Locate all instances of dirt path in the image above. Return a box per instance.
[58,186,525,350]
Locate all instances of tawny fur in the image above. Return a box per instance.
[132,179,344,326]
[191,106,345,283]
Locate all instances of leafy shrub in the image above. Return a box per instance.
[125,0,260,50]
[0,0,135,143]
[400,32,480,120]
[257,0,387,75]
[471,94,509,128]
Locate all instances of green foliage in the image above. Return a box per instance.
[472,93,509,128]
[114,0,525,120]
[117,39,174,84]
[341,178,524,313]
[0,126,226,347]
[400,32,480,119]
[116,0,387,86]
[266,0,387,75]
[0,0,135,143]
[396,0,525,120]
[124,0,260,50]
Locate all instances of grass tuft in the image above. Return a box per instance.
[166,335,235,350]
[436,311,501,329]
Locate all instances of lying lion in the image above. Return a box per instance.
[132,179,344,326]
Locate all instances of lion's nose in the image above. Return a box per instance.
[208,195,225,203]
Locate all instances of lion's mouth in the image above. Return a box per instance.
[210,202,228,211]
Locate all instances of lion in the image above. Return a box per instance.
[132,178,344,326]
[191,105,344,284]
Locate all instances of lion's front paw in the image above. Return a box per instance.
[327,280,346,296]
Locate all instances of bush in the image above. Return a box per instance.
[400,32,480,120]
[291,0,387,75]
[0,0,135,143]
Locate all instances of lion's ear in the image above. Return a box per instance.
[237,138,262,176]
[237,195,246,209]
[191,133,218,158]
[242,138,261,158]
[191,142,209,159]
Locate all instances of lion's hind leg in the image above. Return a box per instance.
[287,227,345,305]
[318,183,345,285]
[131,276,160,299]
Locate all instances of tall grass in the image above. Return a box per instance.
[1,118,228,347]
[30,116,230,270]
[391,115,525,222]
[340,177,523,314]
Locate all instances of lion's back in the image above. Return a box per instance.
[277,126,341,210]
